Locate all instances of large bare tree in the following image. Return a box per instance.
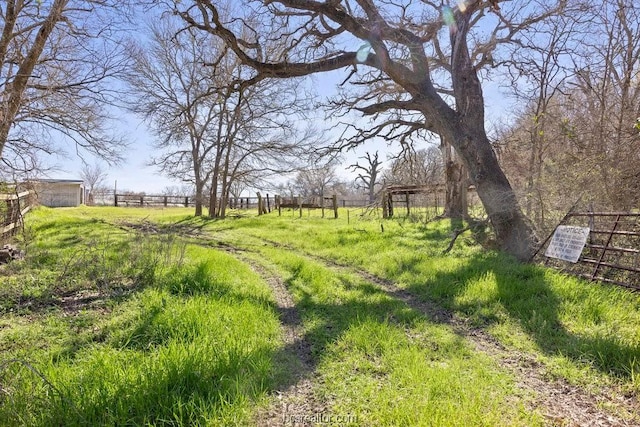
[80,162,108,205]
[568,0,640,210]
[168,0,575,260]
[497,0,640,229]
[0,0,130,172]
[348,151,382,204]
[126,19,224,216]
[292,161,342,198]
[127,14,314,217]
[383,146,443,188]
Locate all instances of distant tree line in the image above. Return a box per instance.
[1,0,638,261]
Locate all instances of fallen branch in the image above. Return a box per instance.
[442,226,471,254]
[442,218,490,254]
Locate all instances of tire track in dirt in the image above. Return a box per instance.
[353,266,638,427]
[113,221,325,425]
[221,249,326,427]
[250,236,639,427]
[114,221,638,426]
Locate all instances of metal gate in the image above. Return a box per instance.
[534,212,640,291]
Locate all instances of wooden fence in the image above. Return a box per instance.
[0,190,35,243]
[115,193,194,207]
[380,184,480,218]
[113,193,268,209]
[274,195,339,218]
[110,192,370,216]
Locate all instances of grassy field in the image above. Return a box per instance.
[0,206,638,426]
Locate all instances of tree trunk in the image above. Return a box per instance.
[209,173,219,217]
[219,152,231,219]
[441,138,468,220]
[0,0,68,156]
[453,127,538,261]
[445,7,538,261]
[194,181,203,216]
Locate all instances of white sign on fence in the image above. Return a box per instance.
[545,225,590,263]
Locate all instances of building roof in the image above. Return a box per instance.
[32,179,84,184]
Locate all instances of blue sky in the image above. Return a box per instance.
[42,4,519,195]
[46,72,516,194]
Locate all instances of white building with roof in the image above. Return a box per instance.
[34,179,85,207]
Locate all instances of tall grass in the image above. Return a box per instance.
[200,210,640,394]
[253,246,539,425]
[2,206,639,425]
[0,209,283,426]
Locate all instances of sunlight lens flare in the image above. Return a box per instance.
[442,6,455,27]
[356,41,372,63]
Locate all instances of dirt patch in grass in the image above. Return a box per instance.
[115,219,208,239]
[115,221,640,426]
[216,248,326,426]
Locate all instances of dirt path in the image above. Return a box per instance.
[114,221,639,426]
[353,267,639,427]
[114,221,326,425]
[249,237,639,427]
[226,252,326,426]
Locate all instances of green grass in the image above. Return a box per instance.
[1,206,639,425]
[0,208,283,426]
[256,247,537,425]
[198,211,640,394]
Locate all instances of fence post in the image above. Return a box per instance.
[382,192,387,218]
[257,192,263,215]
[332,194,338,219]
[114,194,118,207]
[405,192,410,216]
[164,196,168,207]
[266,194,271,213]
[140,195,144,206]
[298,195,303,218]
[277,195,282,216]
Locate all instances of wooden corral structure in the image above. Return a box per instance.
[381,184,478,218]
[381,184,443,218]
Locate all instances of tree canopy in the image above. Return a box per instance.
[170,0,576,260]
